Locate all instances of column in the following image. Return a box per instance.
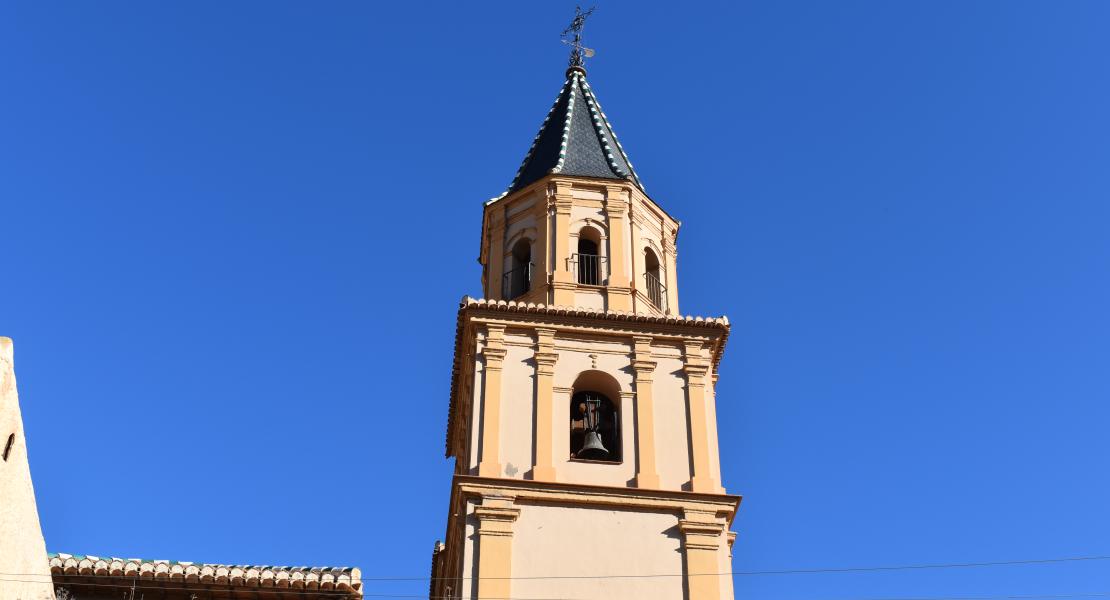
[679,508,726,600]
[532,198,551,302]
[551,181,576,306]
[684,341,719,493]
[532,328,558,481]
[605,185,633,311]
[631,335,660,489]
[628,204,644,313]
[475,495,521,600]
[488,211,506,300]
[664,229,680,314]
[478,325,506,478]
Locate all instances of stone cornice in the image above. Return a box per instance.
[452,475,741,525]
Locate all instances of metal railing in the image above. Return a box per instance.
[571,253,607,286]
[502,262,533,299]
[644,271,667,310]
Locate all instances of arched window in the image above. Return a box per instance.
[576,227,604,286]
[503,238,532,299]
[643,247,665,310]
[568,369,622,463]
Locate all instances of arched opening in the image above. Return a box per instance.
[643,247,665,309]
[569,371,622,462]
[503,238,533,299]
[576,226,603,286]
[3,433,14,462]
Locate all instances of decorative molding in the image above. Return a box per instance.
[454,476,740,517]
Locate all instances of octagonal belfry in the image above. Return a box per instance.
[479,68,680,317]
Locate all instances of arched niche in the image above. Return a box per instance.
[569,370,623,463]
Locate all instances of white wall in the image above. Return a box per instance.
[0,338,54,600]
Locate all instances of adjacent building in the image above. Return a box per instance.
[0,338,365,600]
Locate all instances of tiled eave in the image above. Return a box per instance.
[49,554,362,597]
[444,297,732,457]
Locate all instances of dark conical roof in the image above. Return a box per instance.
[505,68,644,195]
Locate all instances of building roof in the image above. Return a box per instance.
[49,553,363,596]
[505,67,644,195]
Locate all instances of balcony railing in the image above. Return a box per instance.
[644,272,667,310]
[571,253,607,286]
[502,262,533,299]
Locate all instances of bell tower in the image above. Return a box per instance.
[432,13,740,600]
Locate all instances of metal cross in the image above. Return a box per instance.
[562,6,596,68]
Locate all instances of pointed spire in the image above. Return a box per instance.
[505,69,644,195]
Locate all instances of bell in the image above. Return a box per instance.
[578,431,609,460]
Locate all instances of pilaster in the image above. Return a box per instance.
[664,231,680,314]
[684,341,719,493]
[551,182,576,305]
[533,195,552,302]
[488,211,507,301]
[605,185,633,311]
[474,494,521,600]
[478,325,506,478]
[679,508,727,600]
[628,204,644,312]
[631,335,660,489]
[532,328,558,482]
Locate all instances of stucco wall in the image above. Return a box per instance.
[511,503,686,600]
[653,350,694,490]
[462,322,716,493]
[0,338,54,600]
[499,334,535,478]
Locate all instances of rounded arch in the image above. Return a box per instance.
[643,245,665,310]
[575,226,605,286]
[503,227,538,252]
[571,369,624,401]
[572,218,607,239]
[569,370,623,462]
[503,237,534,299]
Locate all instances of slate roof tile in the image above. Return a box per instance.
[506,68,644,194]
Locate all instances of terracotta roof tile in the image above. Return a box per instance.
[48,553,362,596]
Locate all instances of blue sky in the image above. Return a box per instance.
[2,1,1109,599]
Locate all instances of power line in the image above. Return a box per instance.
[13,553,1110,582]
[0,577,568,600]
[11,577,1110,600]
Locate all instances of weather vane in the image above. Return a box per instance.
[562,6,596,69]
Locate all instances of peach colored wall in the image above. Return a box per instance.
[553,338,636,487]
[511,504,685,600]
[467,336,486,474]
[652,351,694,489]
[499,335,535,478]
[574,288,606,310]
[459,499,479,600]
[461,325,716,493]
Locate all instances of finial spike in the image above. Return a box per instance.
[561,6,596,72]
